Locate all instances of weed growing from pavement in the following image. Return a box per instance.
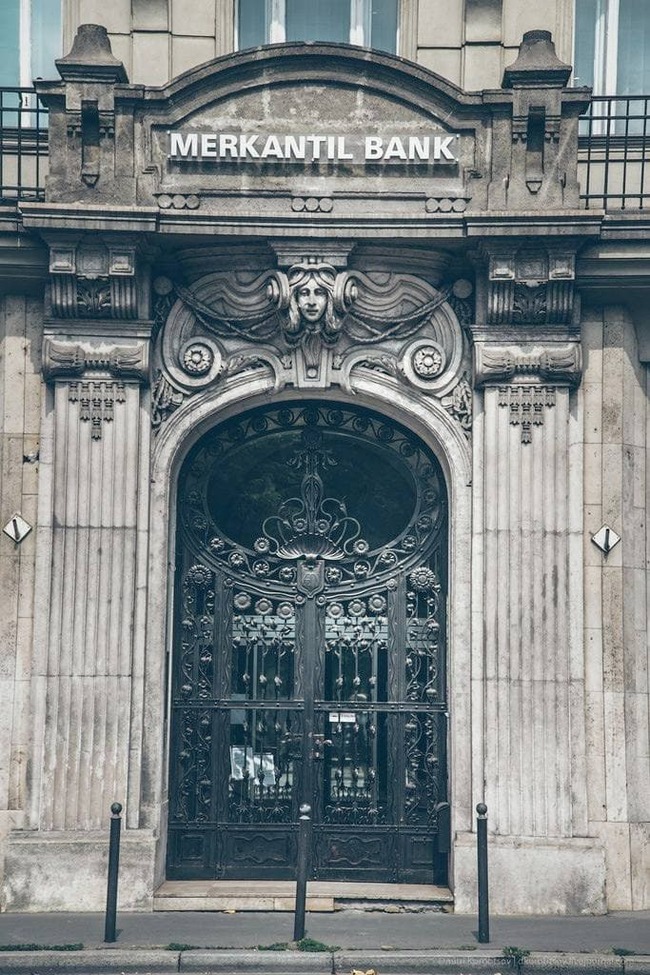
[257,938,339,952]
[295,937,339,951]
[502,946,531,965]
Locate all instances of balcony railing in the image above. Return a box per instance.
[0,88,48,203]
[578,95,650,210]
[0,88,649,211]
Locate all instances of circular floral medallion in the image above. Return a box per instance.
[348,599,366,616]
[412,345,444,378]
[229,551,246,568]
[187,563,211,588]
[325,566,342,584]
[233,591,251,610]
[379,550,398,566]
[182,342,214,376]
[255,597,273,615]
[353,539,370,555]
[354,560,371,578]
[254,537,271,554]
[327,602,344,619]
[279,566,296,583]
[209,536,225,553]
[253,560,270,577]
[409,567,439,592]
[277,602,294,619]
[368,594,387,614]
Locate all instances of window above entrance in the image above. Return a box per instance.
[237,0,399,54]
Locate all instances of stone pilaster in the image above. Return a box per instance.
[2,239,155,912]
[31,359,148,832]
[474,343,583,839]
[455,241,605,915]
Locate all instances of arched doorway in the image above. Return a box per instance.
[167,400,449,884]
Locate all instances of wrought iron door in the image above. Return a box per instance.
[168,403,448,883]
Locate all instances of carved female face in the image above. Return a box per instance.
[296,277,328,323]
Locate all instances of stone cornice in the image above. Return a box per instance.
[16,201,604,240]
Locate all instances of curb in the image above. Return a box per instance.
[0,949,648,975]
[0,948,178,973]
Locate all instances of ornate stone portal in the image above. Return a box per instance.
[3,25,625,918]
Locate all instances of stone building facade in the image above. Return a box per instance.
[0,0,648,915]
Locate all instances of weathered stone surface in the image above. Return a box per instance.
[453,834,606,915]
[2,830,156,911]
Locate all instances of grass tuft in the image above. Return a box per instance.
[0,943,84,952]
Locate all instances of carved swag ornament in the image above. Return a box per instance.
[151,255,473,434]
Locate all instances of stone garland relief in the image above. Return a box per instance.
[150,257,474,436]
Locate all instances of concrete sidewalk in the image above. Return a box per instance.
[0,909,648,974]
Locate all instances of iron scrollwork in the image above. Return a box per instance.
[168,401,449,883]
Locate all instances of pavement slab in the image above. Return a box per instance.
[0,910,648,975]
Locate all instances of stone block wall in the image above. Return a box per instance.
[0,295,43,887]
[582,304,650,910]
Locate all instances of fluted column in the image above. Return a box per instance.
[476,367,584,837]
[28,339,150,832]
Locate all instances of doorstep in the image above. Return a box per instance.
[154,881,454,913]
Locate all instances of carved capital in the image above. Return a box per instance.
[476,241,578,327]
[473,342,581,388]
[48,239,140,319]
[43,338,149,383]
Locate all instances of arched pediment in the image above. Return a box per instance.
[146,43,485,124]
[133,43,494,217]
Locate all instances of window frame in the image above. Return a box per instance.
[236,0,400,53]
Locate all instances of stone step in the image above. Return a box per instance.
[154,881,453,913]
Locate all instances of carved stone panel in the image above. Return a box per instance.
[151,252,473,437]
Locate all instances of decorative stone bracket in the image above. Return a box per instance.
[49,240,139,319]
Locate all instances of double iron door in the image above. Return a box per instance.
[167,402,448,884]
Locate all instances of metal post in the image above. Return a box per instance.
[293,803,311,942]
[476,802,489,944]
[104,802,123,943]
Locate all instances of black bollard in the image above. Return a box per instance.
[476,802,490,943]
[293,803,311,942]
[104,802,123,943]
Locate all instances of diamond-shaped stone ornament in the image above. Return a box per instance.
[3,513,32,543]
[591,525,620,554]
